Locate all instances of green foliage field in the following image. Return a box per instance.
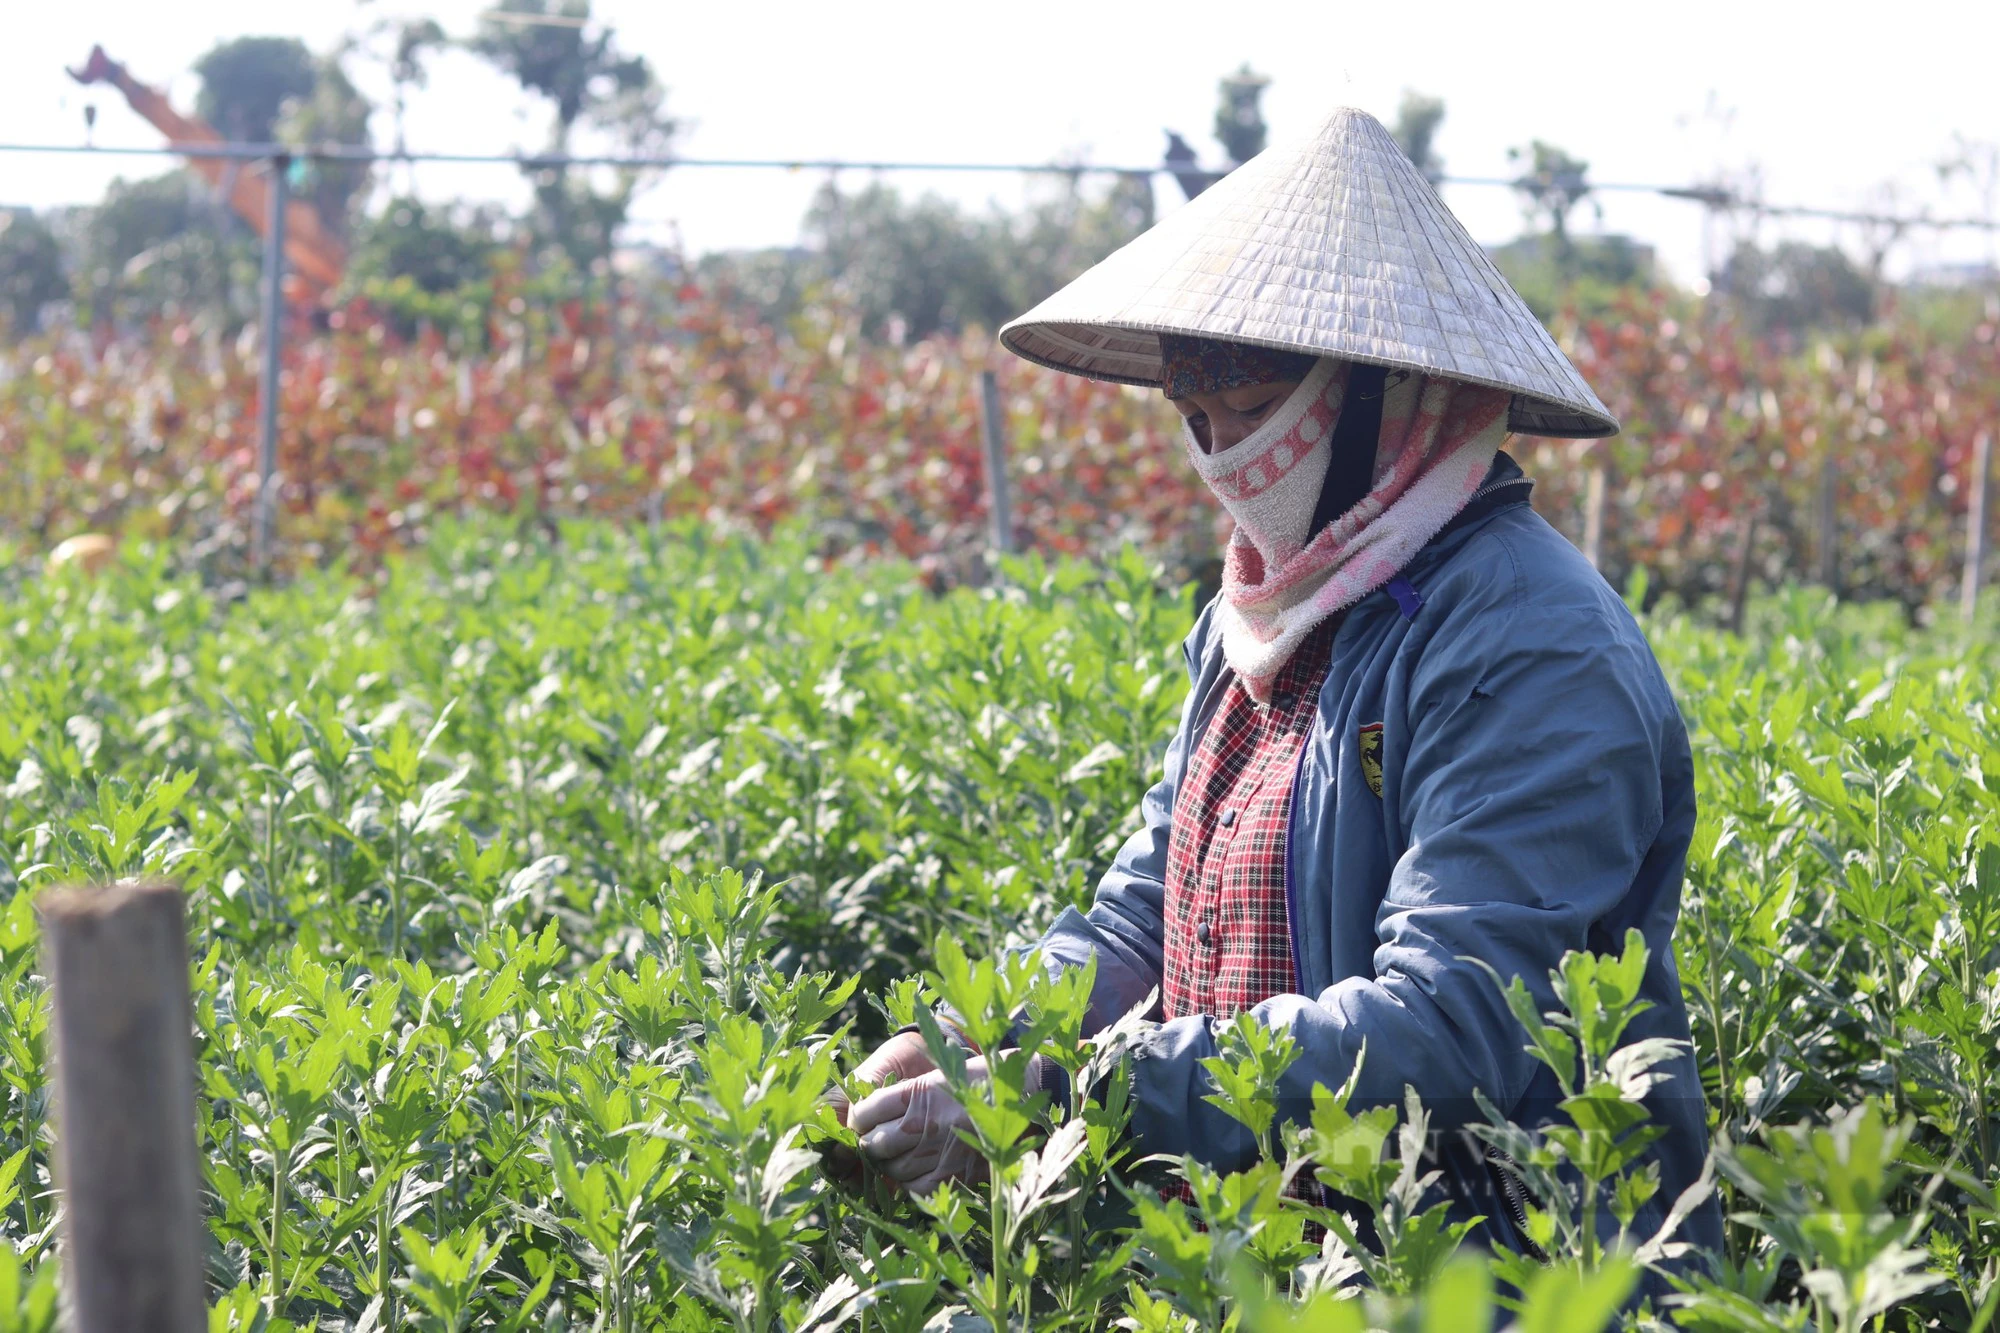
[2,524,1999,1330]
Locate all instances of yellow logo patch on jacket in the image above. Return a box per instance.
[1358,722,1385,797]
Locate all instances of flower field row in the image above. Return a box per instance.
[3,281,1996,609]
[2,524,2000,1328]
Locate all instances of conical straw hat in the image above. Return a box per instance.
[1000,106,1618,438]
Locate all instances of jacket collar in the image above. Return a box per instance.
[1385,451,1534,590]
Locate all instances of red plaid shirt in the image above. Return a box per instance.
[1162,616,1339,1023]
[1158,616,1339,1209]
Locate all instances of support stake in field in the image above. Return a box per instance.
[1818,429,1841,596]
[1965,428,1993,623]
[1581,458,1607,571]
[978,370,1014,557]
[254,153,290,577]
[41,881,205,1333]
[1727,505,1760,636]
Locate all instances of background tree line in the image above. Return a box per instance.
[0,2,1976,352]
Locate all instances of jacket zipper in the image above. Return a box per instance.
[1276,470,1533,1213]
[1468,475,1532,507]
[1280,620,1324,998]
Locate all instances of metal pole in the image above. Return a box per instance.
[254,154,288,576]
[41,882,205,1333]
[1964,429,1993,623]
[977,370,1014,556]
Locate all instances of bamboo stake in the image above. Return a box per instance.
[41,881,205,1333]
[1965,429,1992,624]
[978,370,1015,556]
[253,155,289,578]
[1727,507,1759,636]
[1581,462,1607,571]
[1817,436,1840,595]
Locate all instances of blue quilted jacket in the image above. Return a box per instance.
[1022,453,1721,1265]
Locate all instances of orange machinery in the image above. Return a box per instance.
[67,44,347,304]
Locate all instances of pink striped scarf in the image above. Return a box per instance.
[1196,365,1511,701]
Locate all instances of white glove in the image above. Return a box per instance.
[849,1054,1059,1196]
[851,1057,991,1195]
[827,1029,939,1129]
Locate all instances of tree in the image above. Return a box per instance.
[368,17,447,158]
[469,0,674,272]
[0,210,67,333]
[1490,232,1656,321]
[1391,92,1446,187]
[1002,174,1155,314]
[1509,141,1594,247]
[719,171,1157,341]
[803,183,1008,340]
[346,198,503,340]
[1508,139,1597,289]
[1214,65,1271,166]
[75,172,251,321]
[1713,240,1874,338]
[193,37,316,144]
[274,48,374,238]
[349,198,500,295]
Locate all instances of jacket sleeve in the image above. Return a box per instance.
[1124,594,1673,1171]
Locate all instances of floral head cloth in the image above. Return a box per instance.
[1157,333,1319,400]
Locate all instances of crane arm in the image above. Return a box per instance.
[68,45,348,302]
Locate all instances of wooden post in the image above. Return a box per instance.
[41,882,205,1333]
[253,155,289,578]
[1817,438,1840,595]
[1580,461,1607,571]
[1727,506,1759,636]
[1965,429,1992,624]
[977,370,1014,556]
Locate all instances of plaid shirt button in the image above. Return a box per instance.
[1196,920,1212,945]
[1219,809,1236,828]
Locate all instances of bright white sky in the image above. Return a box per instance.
[5,0,1998,286]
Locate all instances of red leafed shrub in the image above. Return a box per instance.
[3,280,1996,611]
[0,283,1210,588]
[1524,290,2000,612]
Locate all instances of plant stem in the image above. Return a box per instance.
[19,1107,38,1238]
[390,816,406,957]
[617,1244,634,1333]
[989,1167,1010,1331]
[1699,895,1733,1132]
[264,781,277,931]
[378,1187,396,1330]
[268,1144,288,1312]
[1067,1190,1083,1294]
[1581,1178,1597,1272]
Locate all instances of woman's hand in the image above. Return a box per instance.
[820,1030,942,1190]
[825,1029,937,1128]
[849,1059,990,1196]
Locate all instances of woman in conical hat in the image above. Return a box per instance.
[846,108,1721,1275]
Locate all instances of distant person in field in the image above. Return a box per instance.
[840,107,1723,1269]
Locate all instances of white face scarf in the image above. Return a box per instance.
[1180,357,1343,568]
[1178,357,1513,701]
